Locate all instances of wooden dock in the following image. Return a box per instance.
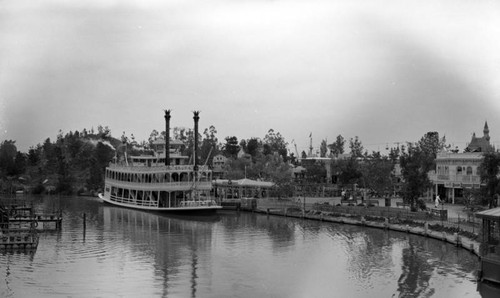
[2,205,63,231]
[0,229,39,250]
[8,213,63,230]
[1,202,62,251]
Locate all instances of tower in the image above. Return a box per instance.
[164,110,171,166]
[484,121,490,142]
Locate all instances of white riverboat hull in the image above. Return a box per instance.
[98,193,221,213]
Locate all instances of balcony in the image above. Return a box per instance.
[430,173,482,187]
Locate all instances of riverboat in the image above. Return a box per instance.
[99,111,221,214]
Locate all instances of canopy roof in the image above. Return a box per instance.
[214,178,274,188]
[476,207,500,221]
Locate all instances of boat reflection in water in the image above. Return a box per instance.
[102,206,220,298]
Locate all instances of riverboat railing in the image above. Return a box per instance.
[107,180,212,190]
[108,164,210,172]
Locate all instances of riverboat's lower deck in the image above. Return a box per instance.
[100,185,221,212]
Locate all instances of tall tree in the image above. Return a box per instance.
[417,131,447,170]
[328,135,345,156]
[223,136,240,158]
[320,139,328,157]
[302,160,327,183]
[263,129,288,161]
[148,129,160,146]
[0,140,19,176]
[87,141,115,191]
[200,126,219,165]
[399,142,433,211]
[478,151,500,208]
[349,136,364,158]
[246,138,262,159]
[334,157,362,188]
[361,151,394,197]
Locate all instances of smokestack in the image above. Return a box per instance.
[164,110,171,166]
[193,111,200,171]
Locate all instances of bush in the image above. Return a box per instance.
[416,198,427,211]
[31,184,45,195]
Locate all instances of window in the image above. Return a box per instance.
[466,166,473,175]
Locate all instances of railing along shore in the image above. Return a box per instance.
[251,197,483,255]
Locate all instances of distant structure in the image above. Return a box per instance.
[465,121,493,152]
[212,154,227,179]
[430,121,493,204]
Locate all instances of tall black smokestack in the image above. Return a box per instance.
[193,111,200,171]
[164,110,171,166]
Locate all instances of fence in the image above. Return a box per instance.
[255,198,482,237]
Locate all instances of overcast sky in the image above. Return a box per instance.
[1,0,500,155]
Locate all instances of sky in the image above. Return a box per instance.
[1,0,500,155]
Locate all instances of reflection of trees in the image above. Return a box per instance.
[340,226,395,282]
[397,238,434,297]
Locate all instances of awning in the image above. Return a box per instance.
[476,207,500,220]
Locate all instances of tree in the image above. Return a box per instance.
[96,125,111,140]
[334,157,362,187]
[349,136,364,158]
[0,140,19,176]
[263,129,288,161]
[399,142,433,211]
[388,146,401,163]
[302,160,327,183]
[478,151,500,208]
[200,126,219,165]
[28,145,42,166]
[361,151,394,197]
[148,129,160,146]
[14,152,27,175]
[320,139,328,157]
[246,138,262,159]
[223,136,240,158]
[417,132,447,171]
[328,135,345,156]
[86,141,115,191]
[172,127,195,160]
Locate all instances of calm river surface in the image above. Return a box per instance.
[0,196,483,297]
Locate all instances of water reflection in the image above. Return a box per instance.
[0,196,484,297]
[102,206,220,298]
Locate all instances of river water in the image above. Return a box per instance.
[0,196,484,297]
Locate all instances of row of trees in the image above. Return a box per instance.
[2,123,500,210]
[0,123,293,195]
[0,126,116,195]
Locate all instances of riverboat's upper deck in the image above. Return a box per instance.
[108,155,210,173]
[108,163,210,173]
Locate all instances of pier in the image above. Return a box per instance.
[0,229,39,250]
[1,200,62,251]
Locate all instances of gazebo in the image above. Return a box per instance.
[213,178,275,199]
[476,207,500,284]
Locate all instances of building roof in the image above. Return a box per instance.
[476,207,500,221]
[466,121,493,152]
[213,178,275,188]
[436,152,483,161]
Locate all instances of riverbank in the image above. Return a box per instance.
[248,197,482,257]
